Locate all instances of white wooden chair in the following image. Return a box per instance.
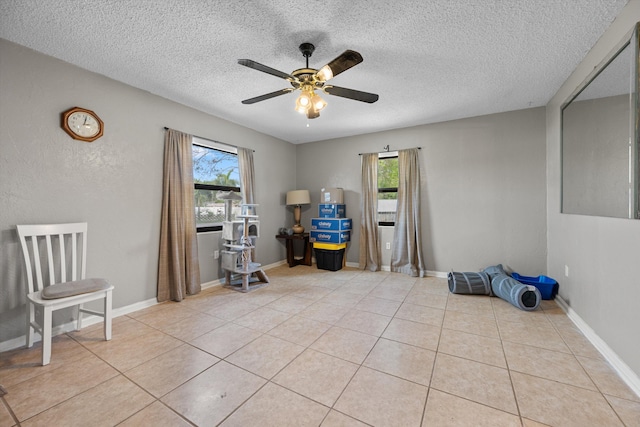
[16,223,113,365]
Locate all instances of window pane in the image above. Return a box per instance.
[195,189,241,227]
[378,192,397,223]
[192,145,239,186]
[378,157,398,188]
[192,143,240,230]
[378,156,398,224]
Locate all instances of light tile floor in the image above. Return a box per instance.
[1,265,639,426]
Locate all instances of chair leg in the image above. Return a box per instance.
[104,290,112,341]
[42,306,53,366]
[76,303,83,331]
[26,302,34,348]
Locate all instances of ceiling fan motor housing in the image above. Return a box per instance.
[299,43,315,60]
[291,69,324,89]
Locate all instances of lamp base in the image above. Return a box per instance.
[292,224,305,234]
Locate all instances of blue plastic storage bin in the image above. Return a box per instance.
[511,273,559,300]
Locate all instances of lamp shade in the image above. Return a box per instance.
[286,190,310,206]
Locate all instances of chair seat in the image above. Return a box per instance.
[40,278,111,299]
[28,280,114,307]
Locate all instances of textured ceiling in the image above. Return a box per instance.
[0,0,629,144]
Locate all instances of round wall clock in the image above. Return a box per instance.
[61,107,104,142]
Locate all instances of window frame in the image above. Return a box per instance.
[192,137,240,233]
[377,152,399,226]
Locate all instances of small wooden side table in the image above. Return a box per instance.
[276,233,312,267]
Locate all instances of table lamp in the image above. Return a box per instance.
[286,190,310,234]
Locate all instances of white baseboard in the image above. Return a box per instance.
[0,296,159,352]
[427,270,448,278]
[359,265,446,278]
[0,335,28,353]
[556,296,640,398]
[262,260,288,270]
[201,278,223,290]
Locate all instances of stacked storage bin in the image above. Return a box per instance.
[310,188,351,271]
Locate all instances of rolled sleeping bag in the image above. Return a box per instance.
[448,271,492,295]
[490,273,541,311]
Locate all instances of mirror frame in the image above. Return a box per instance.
[561,22,640,219]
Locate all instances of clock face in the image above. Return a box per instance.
[67,111,101,137]
[61,107,104,142]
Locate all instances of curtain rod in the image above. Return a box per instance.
[359,146,422,155]
[163,127,254,152]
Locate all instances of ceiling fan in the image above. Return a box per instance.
[238,43,379,119]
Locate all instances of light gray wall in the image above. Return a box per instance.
[546,1,640,377]
[295,107,547,274]
[0,39,294,344]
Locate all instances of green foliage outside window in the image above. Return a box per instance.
[378,157,398,197]
[378,156,398,224]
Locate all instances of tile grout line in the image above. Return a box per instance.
[491,297,525,425]
[213,273,365,425]
[420,283,448,426]
[0,384,21,427]
[66,316,226,427]
[214,273,420,425]
[542,305,631,426]
[200,274,369,425]
[321,284,396,421]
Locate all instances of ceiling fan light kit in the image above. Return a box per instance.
[238,43,378,119]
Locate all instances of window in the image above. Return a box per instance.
[192,137,240,232]
[378,154,398,226]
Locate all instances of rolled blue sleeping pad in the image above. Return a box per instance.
[490,273,541,311]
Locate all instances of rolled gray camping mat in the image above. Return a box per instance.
[448,271,492,295]
[490,273,541,311]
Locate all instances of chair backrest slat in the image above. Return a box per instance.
[79,231,86,280]
[71,232,77,281]
[59,233,67,283]
[30,235,44,292]
[17,223,89,294]
[45,234,55,286]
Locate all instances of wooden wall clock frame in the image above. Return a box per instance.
[61,106,104,142]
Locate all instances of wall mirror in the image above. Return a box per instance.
[561,23,639,219]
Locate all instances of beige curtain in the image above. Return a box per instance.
[359,153,382,271]
[157,129,201,302]
[238,147,255,204]
[391,148,426,277]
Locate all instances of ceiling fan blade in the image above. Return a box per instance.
[241,88,294,104]
[316,50,363,81]
[238,59,296,81]
[324,86,379,103]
